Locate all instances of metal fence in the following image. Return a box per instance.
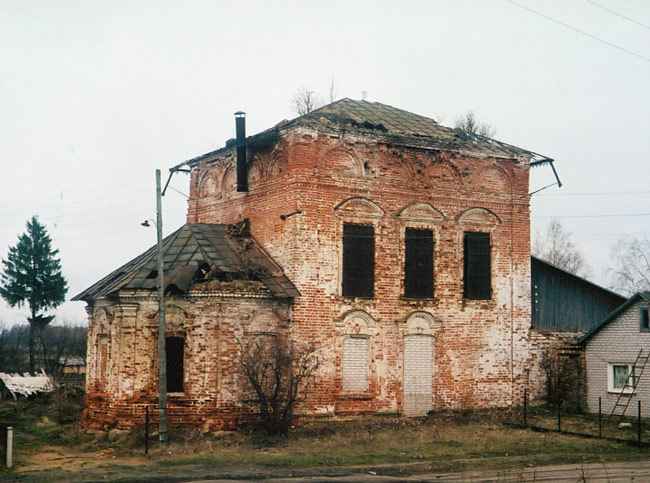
[517,389,650,447]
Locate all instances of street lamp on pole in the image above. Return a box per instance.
[143,171,168,445]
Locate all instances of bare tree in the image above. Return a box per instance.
[0,323,27,372]
[292,86,324,116]
[609,236,650,296]
[533,219,591,277]
[453,111,496,141]
[238,332,320,435]
[0,321,86,374]
[328,77,336,104]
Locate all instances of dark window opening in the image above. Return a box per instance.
[146,270,158,279]
[194,262,212,281]
[405,228,434,299]
[342,224,374,298]
[463,232,491,300]
[166,336,184,393]
[641,308,650,331]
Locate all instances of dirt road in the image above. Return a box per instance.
[5,456,650,482]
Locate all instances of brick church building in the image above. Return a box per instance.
[74,99,538,430]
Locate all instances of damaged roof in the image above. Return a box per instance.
[72,223,299,301]
[176,98,535,169]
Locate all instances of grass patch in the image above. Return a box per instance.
[4,399,649,478]
[150,409,648,473]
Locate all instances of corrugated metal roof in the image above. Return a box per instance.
[72,223,299,301]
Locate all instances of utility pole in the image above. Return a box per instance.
[156,169,168,445]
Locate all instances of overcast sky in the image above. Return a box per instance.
[1,0,649,325]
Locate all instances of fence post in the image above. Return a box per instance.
[557,400,561,432]
[6,426,12,469]
[145,405,149,455]
[523,389,527,426]
[638,400,642,443]
[598,397,602,438]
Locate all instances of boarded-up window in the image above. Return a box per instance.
[463,232,491,300]
[342,337,369,392]
[342,224,374,298]
[97,336,108,384]
[166,336,184,393]
[403,335,433,416]
[405,228,434,299]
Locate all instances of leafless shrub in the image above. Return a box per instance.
[292,86,324,116]
[238,333,321,435]
[454,111,496,141]
[542,350,584,413]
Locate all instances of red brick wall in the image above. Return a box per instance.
[83,124,533,431]
[83,295,292,431]
[188,125,532,415]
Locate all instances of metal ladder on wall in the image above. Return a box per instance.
[608,349,650,423]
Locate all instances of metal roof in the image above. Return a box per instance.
[72,223,299,301]
[579,292,650,345]
[174,98,537,170]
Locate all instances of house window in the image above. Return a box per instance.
[608,363,636,393]
[404,228,434,299]
[166,336,185,393]
[463,232,491,300]
[641,308,650,332]
[342,336,369,392]
[342,224,374,298]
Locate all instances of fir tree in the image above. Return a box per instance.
[1,216,68,372]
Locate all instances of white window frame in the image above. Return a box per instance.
[607,363,636,394]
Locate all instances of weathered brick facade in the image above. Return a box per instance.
[79,99,535,430]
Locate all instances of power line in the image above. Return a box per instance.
[506,0,650,64]
[537,190,650,197]
[534,212,650,219]
[585,0,650,31]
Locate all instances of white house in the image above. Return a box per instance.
[580,292,650,418]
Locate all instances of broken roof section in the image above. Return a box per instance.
[175,98,541,171]
[0,371,54,399]
[72,223,299,301]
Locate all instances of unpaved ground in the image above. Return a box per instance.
[5,446,650,482]
[15,445,149,473]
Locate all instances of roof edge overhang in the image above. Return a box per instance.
[579,292,650,345]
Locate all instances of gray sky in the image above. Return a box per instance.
[1,0,649,325]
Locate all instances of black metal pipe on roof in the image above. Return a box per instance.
[235,111,248,192]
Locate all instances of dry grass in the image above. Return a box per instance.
[146,409,647,473]
[4,399,648,478]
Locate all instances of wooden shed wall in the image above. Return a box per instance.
[531,257,625,331]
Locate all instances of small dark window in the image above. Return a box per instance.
[463,232,491,300]
[641,308,650,331]
[404,228,434,299]
[342,224,374,298]
[166,336,184,392]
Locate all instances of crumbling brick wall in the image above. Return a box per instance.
[83,119,534,431]
[83,293,292,431]
[529,330,585,408]
[186,124,532,417]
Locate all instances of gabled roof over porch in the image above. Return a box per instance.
[72,222,299,301]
